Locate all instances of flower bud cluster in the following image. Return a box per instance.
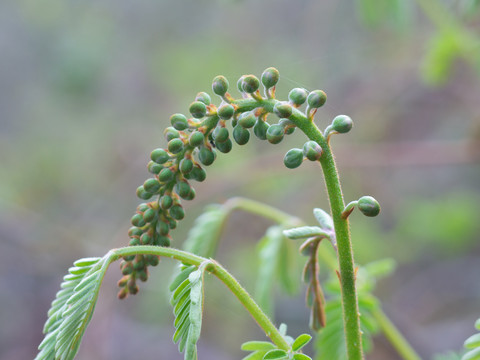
[118,67,347,298]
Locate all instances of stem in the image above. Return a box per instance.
[112,245,289,350]
[372,309,421,360]
[292,119,363,359]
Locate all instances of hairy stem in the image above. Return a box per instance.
[112,246,289,350]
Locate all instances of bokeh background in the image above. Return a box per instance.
[1,0,479,359]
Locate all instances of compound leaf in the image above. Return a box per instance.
[36,254,113,360]
[283,226,329,240]
[170,263,208,360]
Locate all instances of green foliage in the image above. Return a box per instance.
[462,318,480,360]
[255,226,299,315]
[182,204,229,258]
[241,325,312,360]
[170,263,209,360]
[36,255,113,360]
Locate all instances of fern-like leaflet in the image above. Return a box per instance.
[170,262,209,360]
[36,254,114,360]
[462,318,480,360]
[241,324,313,360]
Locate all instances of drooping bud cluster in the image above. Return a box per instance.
[119,67,349,298]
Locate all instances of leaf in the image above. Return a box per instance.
[293,354,312,360]
[283,226,329,240]
[255,226,284,315]
[292,334,312,352]
[465,333,480,349]
[183,204,228,258]
[36,254,113,360]
[263,349,288,359]
[241,341,276,351]
[313,208,333,231]
[462,347,480,360]
[170,263,208,360]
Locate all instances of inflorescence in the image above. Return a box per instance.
[117,67,353,298]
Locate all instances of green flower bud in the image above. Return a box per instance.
[169,204,185,220]
[253,119,270,140]
[147,161,163,175]
[261,67,280,89]
[242,75,260,93]
[133,256,145,271]
[216,138,233,153]
[175,180,192,199]
[357,196,380,217]
[128,226,143,237]
[140,233,152,245]
[131,213,146,227]
[160,194,173,209]
[179,158,194,175]
[158,235,171,246]
[237,75,246,93]
[143,178,161,194]
[189,101,207,118]
[127,276,139,294]
[136,186,153,200]
[121,261,134,275]
[303,141,323,161]
[190,165,207,182]
[123,254,135,261]
[164,127,180,141]
[158,168,174,183]
[189,131,205,147]
[167,138,184,154]
[213,126,230,143]
[288,88,308,106]
[217,104,235,120]
[233,124,250,145]
[146,255,160,266]
[137,270,148,282]
[151,148,170,164]
[129,237,140,246]
[198,147,216,166]
[307,90,327,108]
[157,220,170,236]
[136,203,149,213]
[284,148,304,169]
[168,218,177,229]
[331,115,353,134]
[170,113,189,130]
[273,102,293,118]
[212,75,229,96]
[195,92,211,105]
[142,208,156,222]
[266,124,285,144]
[185,187,196,200]
[238,112,256,128]
[279,118,295,135]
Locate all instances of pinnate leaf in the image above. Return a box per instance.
[283,226,329,240]
[36,254,113,360]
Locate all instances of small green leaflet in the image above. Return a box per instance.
[170,262,209,360]
[283,226,330,240]
[263,349,288,359]
[183,204,228,258]
[36,254,113,360]
[312,209,333,231]
[462,318,480,360]
[292,334,312,352]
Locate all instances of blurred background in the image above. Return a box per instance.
[1,0,479,359]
